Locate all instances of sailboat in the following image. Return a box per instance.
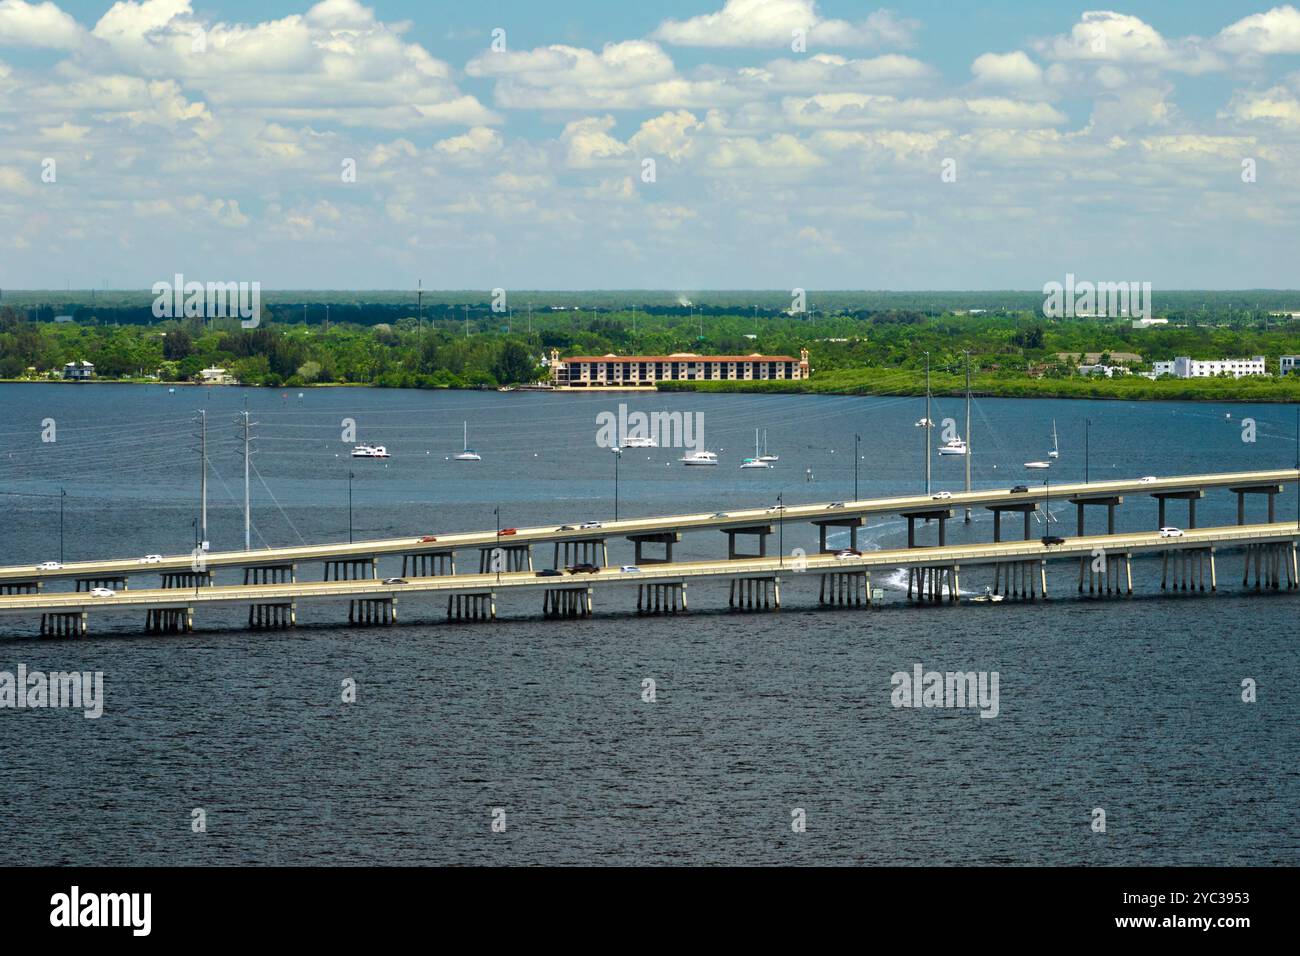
[1048,420,1060,459]
[740,428,772,469]
[758,429,779,462]
[454,421,481,461]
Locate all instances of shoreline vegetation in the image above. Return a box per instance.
[2,296,1299,402]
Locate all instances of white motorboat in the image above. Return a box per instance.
[454,422,481,461]
[620,435,658,448]
[968,587,1005,604]
[679,451,718,466]
[937,438,967,456]
[351,444,390,458]
[1024,460,1051,469]
[1048,420,1060,459]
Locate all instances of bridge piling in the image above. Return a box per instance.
[40,611,86,637]
[402,553,454,577]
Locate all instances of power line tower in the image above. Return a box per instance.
[235,408,257,551]
[194,409,209,550]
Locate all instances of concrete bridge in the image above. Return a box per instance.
[1,468,1295,596]
[1,520,1295,636]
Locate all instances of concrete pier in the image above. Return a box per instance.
[348,597,395,624]
[326,558,376,582]
[446,592,495,621]
[554,539,607,568]
[40,611,86,637]
[1079,550,1133,596]
[162,570,212,588]
[478,545,532,573]
[1242,541,1298,590]
[76,576,127,592]
[543,586,592,618]
[819,569,869,606]
[1162,547,1216,592]
[729,575,780,610]
[243,564,295,585]
[992,560,1047,600]
[145,607,192,634]
[637,582,687,614]
[402,552,454,577]
[248,602,296,629]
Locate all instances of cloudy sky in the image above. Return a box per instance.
[2,0,1300,290]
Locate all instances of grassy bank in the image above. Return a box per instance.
[659,368,1300,403]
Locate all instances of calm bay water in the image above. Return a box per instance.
[0,383,1296,864]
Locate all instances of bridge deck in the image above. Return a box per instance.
[1,468,1295,585]
[0,522,1293,616]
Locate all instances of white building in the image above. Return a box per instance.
[1131,317,1168,329]
[1167,356,1267,379]
[199,367,238,385]
[1077,364,1131,378]
[1281,355,1300,376]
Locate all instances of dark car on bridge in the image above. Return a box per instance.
[1041,535,1066,546]
[566,563,600,574]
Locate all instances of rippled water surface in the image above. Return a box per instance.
[0,384,1296,864]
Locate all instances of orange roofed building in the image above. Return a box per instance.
[549,349,810,388]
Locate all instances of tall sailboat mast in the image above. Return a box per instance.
[964,350,972,523]
[924,352,932,495]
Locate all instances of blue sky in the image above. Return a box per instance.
[3,1,1300,290]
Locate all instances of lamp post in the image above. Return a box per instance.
[59,487,66,564]
[612,446,622,521]
[854,433,861,500]
[777,492,784,568]
[348,470,354,543]
[495,506,501,583]
[1085,418,1092,484]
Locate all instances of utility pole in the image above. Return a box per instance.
[854,433,860,500]
[237,409,256,550]
[417,279,423,346]
[612,447,621,520]
[964,350,972,523]
[1085,419,1092,484]
[197,409,208,549]
[464,303,470,338]
[527,301,532,335]
[924,351,932,494]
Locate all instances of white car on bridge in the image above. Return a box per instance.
[36,561,63,570]
[1159,527,1184,538]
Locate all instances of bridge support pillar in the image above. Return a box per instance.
[1241,542,1297,591]
[402,552,454,577]
[554,539,607,569]
[728,575,780,611]
[1078,550,1132,596]
[248,602,296,629]
[76,576,128,592]
[637,582,687,614]
[819,570,869,607]
[1162,547,1215,592]
[162,570,212,588]
[906,565,959,603]
[628,532,681,565]
[243,564,296,585]
[992,560,1042,601]
[40,611,86,638]
[2,581,41,595]
[543,587,592,618]
[326,559,376,582]
[349,597,395,624]
[447,592,496,621]
[479,545,532,573]
[145,607,192,634]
